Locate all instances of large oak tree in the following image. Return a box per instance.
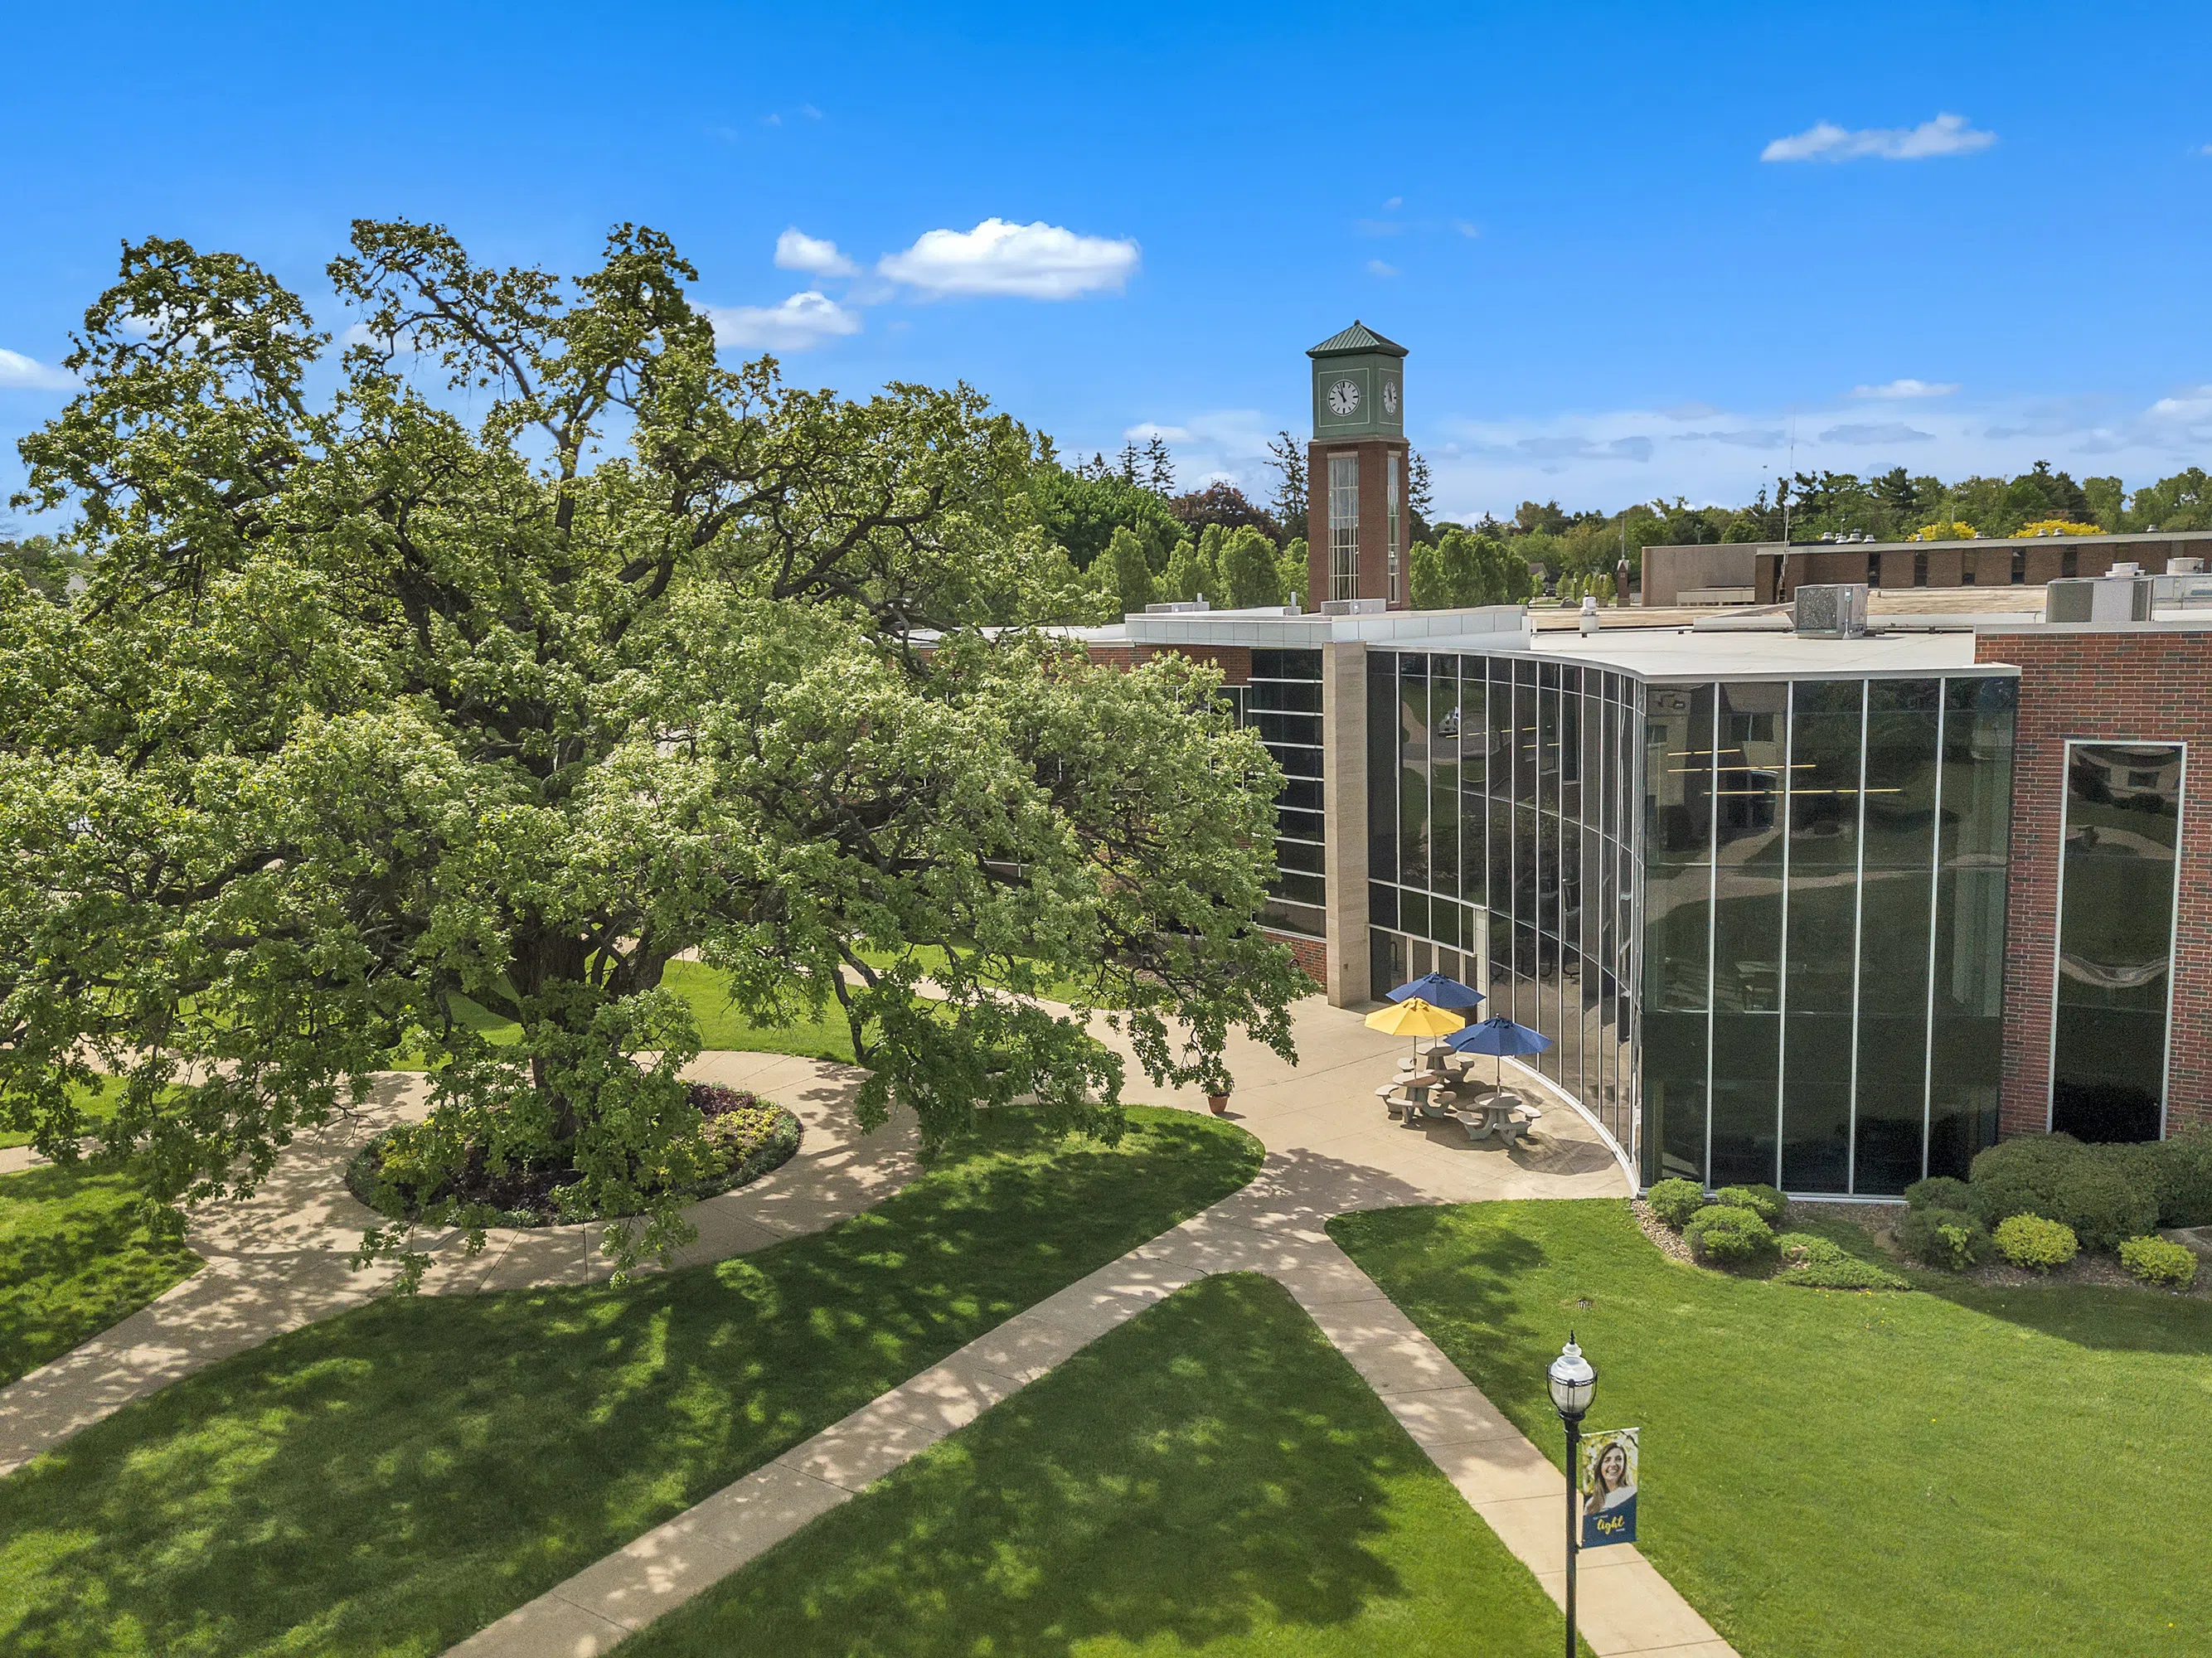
[0,222,1302,1271]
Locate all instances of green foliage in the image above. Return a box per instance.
[0,1104,1262,1655]
[1,1162,204,1386]
[2147,1126,2212,1228]
[0,224,1304,1278]
[1024,464,1182,571]
[1278,536,1310,609]
[1102,522,1157,612]
[1900,1205,1991,1271]
[1408,526,1533,609]
[1905,1176,1972,1212]
[1994,1214,2079,1272]
[620,1275,1573,1658]
[1967,1135,2159,1250]
[0,534,87,604]
[1773,1231,1911,1292]
[1683,1202,1777,1267]
[1159,535,1210,604]
[2117,1234,2200,1289]
[1644,1176,1709,1229]
[1714,1182,1787,1226]
[1220,525,1285,608]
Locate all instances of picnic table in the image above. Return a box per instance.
[1375,1076,1543,1145]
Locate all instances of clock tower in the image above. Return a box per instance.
[1305,321,1411,610]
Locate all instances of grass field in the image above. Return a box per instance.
[0,1106,1260,1657]
[0,1163,201,1387]
[623,1273,1580,1658]
[1332,1199,2212,1658]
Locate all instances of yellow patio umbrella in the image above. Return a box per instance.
[1364,996,1466,1066]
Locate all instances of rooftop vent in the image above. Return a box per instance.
[1142,599,1211,614]
[1319,597,1387,617]
[1794,582,1870,638]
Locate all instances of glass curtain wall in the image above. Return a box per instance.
[1642,672,2016,1194]
[2051,740,2184,1142]
[1367,650,1642,1162]
[1241,649,1327,940]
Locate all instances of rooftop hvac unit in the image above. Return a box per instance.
[2045,576,2153,623]
[1319,597,1388,616]
[1794,583,1869,638]
[2168,557,2204,574]
[1142,599,1210,613]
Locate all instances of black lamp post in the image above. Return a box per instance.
[1547,1335,1598,1658]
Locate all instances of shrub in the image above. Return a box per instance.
[1899,1205,1990,1271]
[1684,1204,1777,1267]
[1904,1176,1971,1212]
[2117,1234,2200,1289]
[1714,1183,1787,1226]
[1646,1178,1709,1229]
[2147,1127,2212,1228]
[1966,1134,2159,1249]
[1993,1214,2079,1273]
[1773,1231,1910,1291]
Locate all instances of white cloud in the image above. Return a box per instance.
[1819,421,1935,444]
[1853,378,1958,400]
[1382,196,1403,209]
[1762,112,1995,163]
[1367,259,1399,278]
[878,218,1139,299]
[706,291,861,351]
[2148,385,2212,421]
[0,349,75,389]
[774,228,858,279]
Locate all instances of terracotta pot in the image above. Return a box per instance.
[1206,1093,1232,1116]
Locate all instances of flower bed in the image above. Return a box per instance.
[346,1083,801,1228]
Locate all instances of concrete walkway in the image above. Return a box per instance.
[0,1050,915,1477]
[449,1147,1728,1658]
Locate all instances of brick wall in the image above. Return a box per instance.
[1979,629,2212,1138]
[1264,928,1328,987]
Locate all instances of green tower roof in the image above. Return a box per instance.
[1307,320,1408,359]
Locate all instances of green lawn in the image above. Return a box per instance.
[0,1106,1259,1657]
[0,1078,126,1151]
[1332,1199,2212,1658]
[391,959,858,1069]
[624,1273,1578,1658]
[0,1163,201,1387]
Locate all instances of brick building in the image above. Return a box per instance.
[1076,570,2209,1195]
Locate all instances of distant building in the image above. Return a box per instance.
[1641,530,2212,608]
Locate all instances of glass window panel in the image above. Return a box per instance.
[1276,746,1323,779]
[1274,839,1326,875]
[1369,882,1399,931]
[1783,876,1857,1015]
[1251,648,1322,681]
[1279,776,1324,813]
[1782,1012,1854,1192]
[1538,671,1560,815]
[1264,899,1327,938]
[1431,657,1461,899]
[1399,655,1431,889]
[1862,679,1942,868]
[1272,870,1326,906]
[1788,680,1865,870]
[1461,663,1487,904]
[1644,1011,1708,1183]
[1277,807,1327,841]
[1251,710,1323,747]
[1514,662,1538,804]
[1366,654,1397,881]
[1854,1015,1928,1194]
[1560,676,1583,819]
[1709,1012,1780,1188]
[1939,676,2017,867]
[1244,679,1323,713]
[2052,742,2181,1142]
[1712,870,1783,1013]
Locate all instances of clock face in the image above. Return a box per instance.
[1382,380,1399,415]
[1327,378,1361,416]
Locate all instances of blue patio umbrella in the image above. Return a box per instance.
[1387,971,1485,1011]
[1445,1016,1554,1088]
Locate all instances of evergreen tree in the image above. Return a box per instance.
[1162,536,1210,604]
[1104,523,1156,613]
[1220,526,1284,608]
[1143,434,1175,495]
[1265,430,1308,539]
[1117,441,1141,485]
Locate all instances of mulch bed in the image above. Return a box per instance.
[347,1082,801,1228]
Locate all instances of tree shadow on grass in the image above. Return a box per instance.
[627,1274,1485,1658]
[1908,1272,2212,1354]
[0,1108,1261,1658]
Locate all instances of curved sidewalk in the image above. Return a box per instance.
[0,1050,915,1477]
[449,1143,1724,1658]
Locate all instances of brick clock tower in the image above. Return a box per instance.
[1304,322,1411,610]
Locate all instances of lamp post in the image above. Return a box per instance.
[1547,1335,1598,1658]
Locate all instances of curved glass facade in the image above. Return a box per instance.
[1368,650,2017,1196]
[1366,652,1642,1163]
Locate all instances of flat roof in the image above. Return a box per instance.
[1528,626,2000,681]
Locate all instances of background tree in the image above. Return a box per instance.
[1142,434,1175,495]
[1169,480,1281,541]
[1162,535,1213,604]
[1024,464,1181,572]
[0,531,84,603]
[1102,522,1158,612]
[1409,526,1530,608]
[1278,536,1310,609]
[0,223,1302,1275]
[1220,526,1283,608]
[1265,430,1307,541]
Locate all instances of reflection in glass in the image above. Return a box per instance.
[2053,742,2181,1142]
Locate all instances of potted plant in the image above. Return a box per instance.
[1202,1069,1233,1116]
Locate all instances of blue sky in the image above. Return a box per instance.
[6,0,2212,526]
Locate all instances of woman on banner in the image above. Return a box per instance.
[1584,1437,1634,1516]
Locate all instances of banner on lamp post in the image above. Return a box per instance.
[1579,1427,1638,1548]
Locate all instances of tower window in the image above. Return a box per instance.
[1386,453,1402,603]
[1329,454,1360,601]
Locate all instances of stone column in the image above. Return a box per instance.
[1322,638,1370,1006]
